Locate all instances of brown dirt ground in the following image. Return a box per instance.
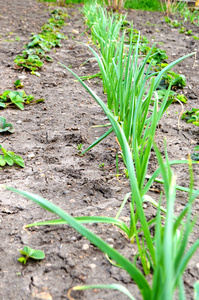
[0,1,198,299]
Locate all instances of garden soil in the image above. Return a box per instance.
[0,1,198,299]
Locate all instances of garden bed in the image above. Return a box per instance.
[0,0,198,299]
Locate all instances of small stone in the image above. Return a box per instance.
[16,120,22,124]
[82,243,89,250]
[89,263,96,270]
[191,140,197,144]
[18,75,27,80]
[69,199,76,203]
[105,238,114,244]
[27,153,35,159]
[106,207,113,211]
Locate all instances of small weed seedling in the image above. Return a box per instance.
[181,108,199,126]
[0,145,24,168]
[18,246,45,264]
[191,146,199,162]
[164,16,182,28]
[0,117,14,133]
[99,163,105,170]
[14,79,24,89]
[0,90,44,110]
[77,143,83,154]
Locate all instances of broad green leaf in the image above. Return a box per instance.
[0,156,6,166]
[12,155,25,168]
[3,154,13,166]
[29,250,45,260]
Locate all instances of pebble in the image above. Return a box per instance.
[89,263,96,270]
[18,75,27,80]
[16,120,22,124]
[69,199,76,203]
[27,153,35,159]
[82,243,89,250]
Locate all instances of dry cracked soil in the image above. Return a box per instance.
[0,0,199,299]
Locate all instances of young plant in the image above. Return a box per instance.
[60,41,194,191]
[164,16,182,28]
[14,9,67,75]
[181,108,199,126]
[14,54,43,76]
[77,143,83,154]
[0,145,24,168]
[81,4,192,157]
[0,90,44,110]
[191,146,199,162]
[14,79,24,89]
[0,117,14,133]
[18,246,45,264]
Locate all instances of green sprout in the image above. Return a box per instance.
[14,79,24,89]
[77,143,83,154]
[0,117,14,133]
[0,90,44,110]
[181,108,199,126]
[191,146,199,162]
[99,163,105,170]
[18,246,45,264]
[0,145,25,168]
